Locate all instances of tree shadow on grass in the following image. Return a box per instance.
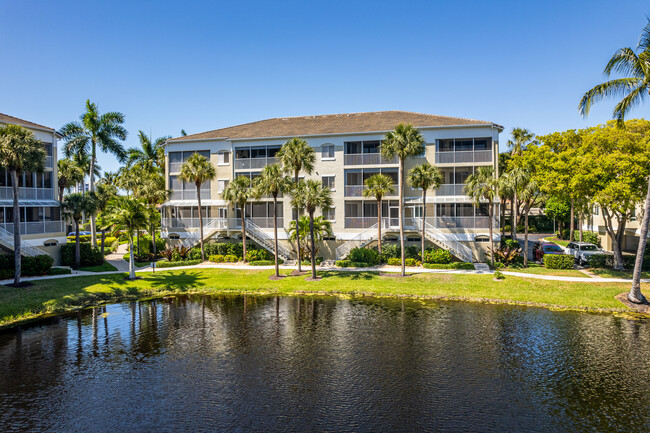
[319,270,376,281]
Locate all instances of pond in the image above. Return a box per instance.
[1,295,650,432]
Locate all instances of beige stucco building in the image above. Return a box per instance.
[162,111,502,262]
[0,113,66,264]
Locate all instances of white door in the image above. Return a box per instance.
[389,206,399,228]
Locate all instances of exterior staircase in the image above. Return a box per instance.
[335,221,385,260]
[243,218,292,261]
[0,225,45,257]
[176,218,228,249]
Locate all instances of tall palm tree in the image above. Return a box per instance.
[518,172,543,266]
[221,176,252,262]
[57,158,85,202]
[106,196,147,279]
[59,100,127,247]
[407,162,443,261]
[179,153,216,261]
[94,182,118,256]
[579,20,650,304]
[362,173,395,255]
[132,169,168,260]
[61,192,98,269]
[504,165,528,241]
[464,167,498,267]
[288,215,333,263]
[253,164,291,278]
[127,131,169,172]
[277,137,315,272]
[0,124,46,285]
[300,180,333,279]
[507,128,536,157]
[381,123,425,276]
[101,171,119,188]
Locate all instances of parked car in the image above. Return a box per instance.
[565,242,604,265]
[533,242,565,262]
[67,231,92,237]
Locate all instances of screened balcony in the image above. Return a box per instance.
[435,138,493,164]
[343,140,398,165]
[234,145,281,171]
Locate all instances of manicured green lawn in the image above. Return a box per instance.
[545,237,570,247]
[502,264,585,278]
[79,262,118,273]
[0,268,642,328]
[589,268,650,279]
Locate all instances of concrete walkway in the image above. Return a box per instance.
[105,242,130,272]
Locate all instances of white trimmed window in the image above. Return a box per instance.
[217,151,230,165]
[217,179,229,193]
[323,207,335,221]
[322,175,335,190]
[321,144,335,159]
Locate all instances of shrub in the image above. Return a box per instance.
[61,243,103,267]
[405,258,418,267]
[245,249,270,262]
[136,234,167,256]
[544,254,575,269]
[573,231,601,247]
[0,254,54,278]
[66,234,93,243]
[188,248,202,260]
[48,267,72,275]
[379,244,401,262]
[156,259,201,268]
[301,257,323,266]
[335,260,351,267]
[422,249,453,264]
[387,257,401,266]
[405,245,420,260]
[349,247,380,266]
[422,262,474,270]
[250,259,284,266]
[350,262,370,267]
[493,270,505,280]
[502,238,520,249]
[556,228,570,240]
[588,254,608,268]
[208,254,225,263]
[488,245,522,267]
[224,254,238,263]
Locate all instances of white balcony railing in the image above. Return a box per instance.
[435,150,492,164]
[344,153,398,165]
[234,157,278,171]
[0,187,55,200]
[344,184,399,197]
[0,220,65,235]
[169,190,211,201]
[343,216,494,230]
[435,184,466,196]
[230,217,283,229]
[162,218,228,230]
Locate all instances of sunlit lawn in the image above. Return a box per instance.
[502,264,585,278]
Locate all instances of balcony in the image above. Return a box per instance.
[0,187,55,200]
[162,217,228,230]
[435,150,492,164]
[427,216,493,229]
[0,220,65,235]
[435,184,466,196]
[230,217,283,229]
[343,216,494,230]
[234,157,278,171]
[169,190,211,201]
[344,184,399,197]
[169,161,182,173]
[344,153,397,166]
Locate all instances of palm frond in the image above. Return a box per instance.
[612,83,649,125]
[579,77,643,116]
[603,47,643,77]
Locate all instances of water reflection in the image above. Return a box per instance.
[1,296,650,432]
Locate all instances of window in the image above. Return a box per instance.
[217,152,230,165]
[323,207,335,221]
[407,236,421,242]
[474,138,492,151]
[321,144,335,159]
[345,141,362,154]
[455,139,473,152]
[475,235,490,243]
[217,179,229,193]
[437,139,454,152]
[322,236,336,241]
[43,240,58,247]
[593,206,599,216]
[322,176,335,190]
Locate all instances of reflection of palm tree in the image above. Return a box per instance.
[362,174,395,255]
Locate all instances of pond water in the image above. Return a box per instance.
[1,295,650,432]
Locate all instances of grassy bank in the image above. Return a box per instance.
[0,268,643,329]
[501,265,586,277]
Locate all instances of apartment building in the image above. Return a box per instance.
[587,204,647,253]
[0,113,66,263]
[162,111,502,262]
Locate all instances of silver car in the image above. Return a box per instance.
[565,242,604,265]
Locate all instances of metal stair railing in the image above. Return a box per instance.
[0,225,44,256]
[243,218,292,260]
[177,218,226,249]
[416,219,473,262]
[335,220,386,260]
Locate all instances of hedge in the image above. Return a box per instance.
[588,253,644,270]
[422,249,452,264]
[224,255,239,263]
[387,258,401,266]
[572,231,601,247]
[544,254,575,269]
[48,267,72,275]
[249,259,285,266]
[349,247,380,266]
[301,257,323,266]
[0,254,54,279]
[61,243,103,268]
[155,259,202,268]
[209,255,225,263]
[423,262,475,270]
[203,242,255,258]
[336,260,372,268]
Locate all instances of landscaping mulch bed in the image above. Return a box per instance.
[616,292,650,314]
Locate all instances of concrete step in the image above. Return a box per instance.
[473,263,490,271]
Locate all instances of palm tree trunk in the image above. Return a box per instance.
[629,179,650,303]
[89,152,97,248]
[399,159,405,276]
[524,208,529,267]
[421,190,426,263]
[309,211,316,279]
[273,195,279,277]
[128,236,136,279]
[513,189,518,242]
[10,170,21,285]
[500,199,506,239]
[294,171,302,272]
[488,202,494,267]
[75,219,81,269]
[377,198,382,255]
[241,205,247,262]
[197,183,205,261]
[570,196,575,242]
[59,184,65,203]
[151,224,157,261]
[101,228,106,257]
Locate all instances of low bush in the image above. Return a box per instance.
[573,231,601,247]
[245,249,270,262]
[387,257,401,266]
[48,267,72,275]
[208,255,225,263]
[61,243,103,268]
[189,248,202,261]
[224,254,238,263]
[544,254,575,269]
[379,244,401,262]
[405,258,418,267]
[335,260,351,267]
[405,245,420,260]
[556,228,570,240]
[422,249,453,264]
[250,259,285,266]
[301,257,323,266]
[588,254,608,268]
[350,262,370,267]
[204,242,253,258]
[156,259,201,268]
[493,270,505,280]
[0,254,54,278]
[587,253,639,270]
[349,247,380,266]
[422,262,475,270]
[67,234,93,243]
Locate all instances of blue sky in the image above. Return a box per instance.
[1,0,649,173]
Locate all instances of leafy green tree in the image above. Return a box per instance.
[61,193,98,269]
[221,176,252,262]
[253,164,291,277]
[544,196,571,236]
[464,167,498,266]
[579,20,650,303]
[299,179,333,279]
[278,137,315,271]
[362,174,395,255]
[288,216,332,263]
[127,131,169,172]
[179,153,216,261]
[381,123,425,276]
[60,100,127,246]
[0,124,46,285]
[106,196,147,279]
[407,162,443,261]
[57,159,85,202]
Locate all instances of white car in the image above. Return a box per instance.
[565,242,604,265]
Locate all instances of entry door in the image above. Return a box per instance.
[389,206,399,228]
[218,208,228,226]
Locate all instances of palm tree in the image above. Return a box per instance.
[106,196,147,279]
[507,128,536,157]
[179,153,216,261]
[288,215,333,262]
[94,182,118,256]
[300,179,333,279]
[221,176,252,262]
[0,124,46,285]
[407,162,443,262]
[127,131,169,172]
[277,137,315,272]
[132,170,168,260]
[59,100,127,247]
[503,165,528,241]
[381,123,425,276]
[579,20,650,304]
[101,171,119,188]
[362,174,395,255]
[518,172,543,267]
[464,167,498,267]
[253,164,291,278]
[57,159,85,202]
[61,193,98,269]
